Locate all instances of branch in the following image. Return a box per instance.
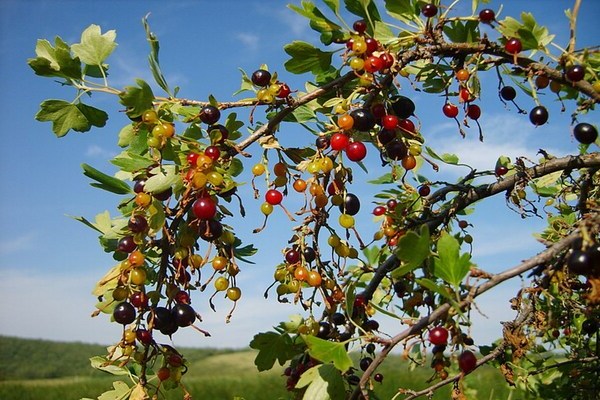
[399,301,534,400]
[352,212,600,399]
[361,152,600,301]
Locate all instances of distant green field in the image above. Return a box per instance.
[0,336,532,400]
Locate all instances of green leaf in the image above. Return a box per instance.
[117,124,135,147]
[344,0,382,21]
[384,0,419,24]
[373,20,396,45]
[322,0,340,14]
[285,104,318,123]
[119,79,155,119]
[143,15,172,96]
[82,163,132,195]
[36,100,108,137]
[147,199,166,235]
[28,37,82,80]
[71,24,117,66]
[395,225,430,273]
[289,2,342,36]
[367,173,394,184]
[296,364,346,400]
[90,356,130,376]
[432,232,471,287]
[250,332,302,371]
[144,165,180,194]
[111,152,154,173]
[443,20,480,43]
[284,41,334,74]
[425,146,459,165]
[302,335,353,373]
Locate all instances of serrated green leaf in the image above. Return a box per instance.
[284,41,334,74]
[250,332,302,371]
[82,163,132,195]
[28,37,81,79]
[432,232,471,287]
[36,100,108,137]
[71,24,117,66]
[302,335,353,373]
[296,364,346,400]
[119,79,155,119]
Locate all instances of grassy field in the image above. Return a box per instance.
[0,336,532,400]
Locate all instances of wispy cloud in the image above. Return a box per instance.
[276,7,312,37]
[0,232,37,255]
[424,112,565,180]
[86,144,116,159]
[235,32,260,52]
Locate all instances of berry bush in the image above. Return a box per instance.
[29,1,599,399]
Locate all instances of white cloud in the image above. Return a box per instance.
[276,7,312,37]
[235,32,260,52]
[86,144,116,159]
[0,232,37,254]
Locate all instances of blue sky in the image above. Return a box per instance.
[0,0,598,349]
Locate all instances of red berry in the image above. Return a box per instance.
[429,326,449,345]
[466,104,481,120]
[265,189,283,205]
[382,115,399,130]
[478,9,495,23]
[192,196,217,220]
[495,165,508,176]
[421,3,438,17]
[505,38,522,54]
[157,366,171,381]
[364,37,379,55]
[277,83,291,98]
[330,132,350,151]
[364,56,384,73]
[458,350,477,373]
[418,185,431,197]
[353,19,367,34]
[204,145,220,161]
[373,206,386,216]
[346,141,367,162]
[398,119,415,134]
[442,103,459,118]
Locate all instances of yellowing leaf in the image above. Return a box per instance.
[130,383,150,400]
[72,24,117,65]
